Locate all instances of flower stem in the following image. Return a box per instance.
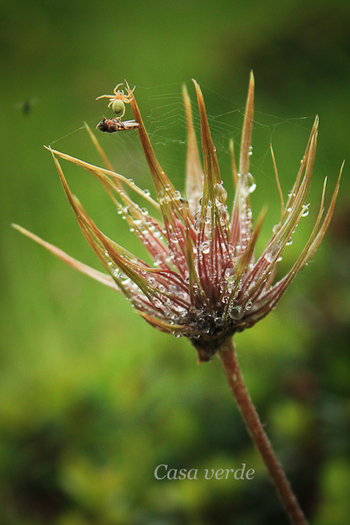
[218,338,307,525]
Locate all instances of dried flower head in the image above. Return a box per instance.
[14,73,342,363]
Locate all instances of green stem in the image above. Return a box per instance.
[218,338,307,525]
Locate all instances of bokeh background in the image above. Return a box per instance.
[1,0,350,524]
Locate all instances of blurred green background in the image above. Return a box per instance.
[1,0,350,524]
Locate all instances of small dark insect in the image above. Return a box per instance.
[97,118,140,133]
[16,98,38,116]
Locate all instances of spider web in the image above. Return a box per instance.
[49,79,313,188]
[48,80,316,252]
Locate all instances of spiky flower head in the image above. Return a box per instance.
[14,73,342,362]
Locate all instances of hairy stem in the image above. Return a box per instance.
[218,338,307,525]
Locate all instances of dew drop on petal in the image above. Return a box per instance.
[264,243,281,263]
[229,305,244,320]
[225,267,235,282]
[248,173,256,193]
[219,206,230,225]
[198,319,211,333]
[301,205,309,217]
[194,219,202,232]
[201,241,210,254]
[170,232,179,243]
[204,213,211,225]
[214,183,227,204]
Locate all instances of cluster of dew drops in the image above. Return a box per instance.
[105,143,311,337]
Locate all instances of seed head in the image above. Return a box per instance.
[13,73,343,362]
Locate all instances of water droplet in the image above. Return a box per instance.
[286,236,293,246]
[264,243,280,263]
[154,254,162,265]
[201,241,210,254]
[143,189,150,196]
[225,267,235,282]
[214,316,224,327]
[272,224,280,234]
[245,299,253,310]
[198,318,211,333]
[218,206,230,225]
[248,173,256,193]
[214,183,227,204]
[194,219,203,232]
[170,232,179,243]
[229,305,243,320]
[301,205,309,217]
[189,306,197,314]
